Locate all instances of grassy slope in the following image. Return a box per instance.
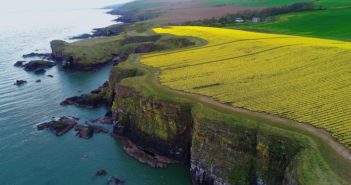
[61,36,122,65]
[114,38,351,184]
[227,0,351,41]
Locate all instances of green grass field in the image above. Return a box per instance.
[206,0,310,7]
[230,8,351,41]
[206,0,351,8]
[316,0,351,8]
[226,0,351,41]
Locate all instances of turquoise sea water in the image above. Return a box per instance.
[0,6,191,185]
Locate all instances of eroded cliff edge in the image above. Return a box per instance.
[106,66,302,185]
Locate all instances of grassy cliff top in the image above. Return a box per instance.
[109,26,351,184]
[50,28,201,66]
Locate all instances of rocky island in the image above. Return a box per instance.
[13,80,27,86]
[14,60,56,75]
[37,116,78,136]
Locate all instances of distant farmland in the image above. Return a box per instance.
[230,0,351,41]
[142,26,351,149]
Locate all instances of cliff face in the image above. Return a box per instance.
[191,118,301,185]
[50,40,67,61]
[108,65,302,184]
[112,85,193,162]
[110,84,301,185]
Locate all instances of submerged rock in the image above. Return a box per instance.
[89,124,109,133]
[90,116,113,124]
[34,68,46,75]
[22,52,51,59]
[95,169,107,176]
[75,124,109,139]
[14,61,25,67]
[24,60,56,72]
[37,116,78,136]
[75,125,94,139]
[14,80,27,86]
[107,176,125,185]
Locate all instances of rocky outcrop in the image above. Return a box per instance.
[37,116,78,136]
[74,124,109,139]
[14,80,27,86]
[34,68,46,75]
[107,176,125,185]
[61,82,111,108]
[50,40,68,61]
[14,61,25,67]
[23,60,56,72]
[14,60,56,74]
[95,169,108,176]
[75,125,94,139]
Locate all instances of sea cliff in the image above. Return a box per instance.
[102,60,302,185]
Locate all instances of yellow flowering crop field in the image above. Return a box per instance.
[141,26,351,149]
